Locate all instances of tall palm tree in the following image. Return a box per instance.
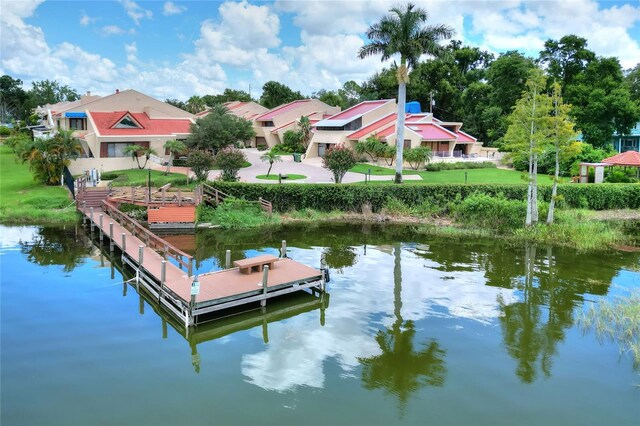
[298,116,312,150]
[163,139,187,174]
[260,149,282,177]
[358,3,454,183]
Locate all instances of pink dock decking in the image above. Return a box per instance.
[79,204,326,327]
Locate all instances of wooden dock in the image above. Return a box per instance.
[77,199,327,327]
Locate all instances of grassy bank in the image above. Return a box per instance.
[102,169,194,187]
[0,145,77,224]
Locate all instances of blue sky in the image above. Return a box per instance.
[2,0,639,101]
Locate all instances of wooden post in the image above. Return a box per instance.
[281,240,287,258]
[138,245,144,266]
[178,189,182,206]
[160,260,166,302]
[261,265,269,307]
[163,245,168,260]
[90,207,94,229]
[225,250,231,269]
[99,214,104,242]
[82,201,87,224]
[109,222,114,251]
[188,258,193,277]
[161,187,166,206]
[121,233,126,253]
[320,253,327,292]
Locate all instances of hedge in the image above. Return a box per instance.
[209,182,640,212]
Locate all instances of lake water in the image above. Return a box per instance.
[1,223,639,425]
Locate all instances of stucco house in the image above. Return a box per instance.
[39,89,195,174]
[252,99,340,149]
[305,100,482,160]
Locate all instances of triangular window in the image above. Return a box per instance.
[113,114,142,129]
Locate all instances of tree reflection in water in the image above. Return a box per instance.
[359,244,446,414]
[20,225,92,272]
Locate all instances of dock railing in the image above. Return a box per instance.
[202,183,272,214]
[100,200,194,275]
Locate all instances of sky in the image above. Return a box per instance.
[1,0,640,101]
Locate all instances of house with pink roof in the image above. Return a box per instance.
[252,99,340,148]
[305,99,396,158]
[306,99,482,160]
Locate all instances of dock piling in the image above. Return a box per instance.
[261,265,269,307]
[188,258,193,277]
[121,233,126,253]
[90,207,94,231]
[109,222,114,251]
[225,250,231,269]
[82,201,87,224]
[160,260,166,302]
[281,240,287,258]
[99,214,104,242]
[139,245,144,266]
[320,253,327,292]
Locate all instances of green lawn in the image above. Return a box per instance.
[0,144,77,223]
[104,169,194,187]
[351,162,559,185]
[256,174,307,181]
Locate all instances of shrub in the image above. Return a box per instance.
[0,126,11,136]
[424,161,497,171]
[197,198,275,229]
[404,146,432,170]
[214,147,247,182]
[322,145,357,183]
[186,150,215,182]
[100,172,120,180]
[118,203,147,221]
[280,130,305,153]
[452,193,544,230]
[355,135,386,162]
[208,182,640,212]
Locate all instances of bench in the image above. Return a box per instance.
[233,254,278,274]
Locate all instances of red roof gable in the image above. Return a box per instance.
[603,150,640,166]
[455,130,477,143]
[347,113,397,139]
[90,111,192,136]
[408,124,457,140]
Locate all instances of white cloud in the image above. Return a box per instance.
[125,42,137,62]
[163,1,186,16]
[119,0,152,25]
[79,12,93,27]
[101,25,126,36]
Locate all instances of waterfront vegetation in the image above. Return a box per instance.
[101,169,192,187]
[0,144,77,223]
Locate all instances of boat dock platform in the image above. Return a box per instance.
[77,199,327,328]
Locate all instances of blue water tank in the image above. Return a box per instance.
[405,101,421,113]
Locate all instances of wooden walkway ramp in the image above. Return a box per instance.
[79,201,326,328]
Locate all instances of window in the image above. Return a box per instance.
[316,118,363,132]
[107,142,134,157]
[69,118,86,130]
[621,139,638,152]
[261,121,275,127]
[113,114,141,129]
[403,139,411,149]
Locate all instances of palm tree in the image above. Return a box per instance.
[124,144,158,169]
[163,139,187,174]
[358,3,454,183]
[260,149,282,177]
[298,116,312,150]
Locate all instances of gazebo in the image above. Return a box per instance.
[578,150,640,183]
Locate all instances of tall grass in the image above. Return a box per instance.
[579,291,640,367]
[197,198,279,229]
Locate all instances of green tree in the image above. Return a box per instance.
[186,105,255,152]
[315,89,346,109]
[355,134,386,162]
[260,149,282,177]
[625,63,640,103]
[298,116,313,150]
[566,57,640,148]
[546,83,578,224]
[259,81,305,109]
[186,95,205,114]
[403,146,432,170]
[359,2,454,183]
[503,68,552,226]
[0,75,29,123]
[16,129,82,185]
[165,98,188,112]
[322,145,357,183]
[123,144,157,169]
[28,79,79,107]
[214,147,247,181]
[186,150,215,182]
[281,129,305,153]
[202,89,252,106]
[163,139,187,175]
[538,35,596,91]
